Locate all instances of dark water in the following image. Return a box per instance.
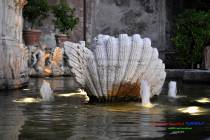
[0,77,210,140]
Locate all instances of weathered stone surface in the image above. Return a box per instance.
[28,45,66,77]
[166,69,210,82]
[204,46,210,70]
[27,43,78,77]
[86,0,166,51]
[0,0,29,89]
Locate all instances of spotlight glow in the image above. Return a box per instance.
[142,103,154,108]
[13,98,41,103]
[177,106,204,115]
[196,98,210,103]
[56,90,89,103]
[56,93,74,97]
[22,88,30,91]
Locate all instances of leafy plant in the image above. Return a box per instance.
[23,0,50,29]
[172,9,210,68]
[52,1,79,35]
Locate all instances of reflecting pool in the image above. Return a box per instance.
[0,77,210,140]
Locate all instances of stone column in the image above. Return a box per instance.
[0,0,29,89]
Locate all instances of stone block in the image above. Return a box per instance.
[204,46,210,70]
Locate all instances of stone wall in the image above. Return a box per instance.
[85,0,190,60]
[36,0,186,56]
[86,0,167,52]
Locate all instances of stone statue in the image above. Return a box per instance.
[51,47,65,76]
[15,0,28,43]
[31,44,46,75]
[29,45,65,77]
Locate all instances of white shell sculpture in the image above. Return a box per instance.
[64,34,166,102]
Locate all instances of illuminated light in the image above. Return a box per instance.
[104,107,140,112]
[56,89,89,103]
[13,97,41,103]
[45,53,50,59]
[142,103,154,108]
[135,102,157,109]
[177,106,204,115]
[22,88,30,91]
[57,93,74,97]
[195,98,210,103]
[44,67,52,76]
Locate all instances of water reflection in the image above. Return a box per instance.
[73,104,165,139]
[0,78,210,139]
[0,90,26,140]
[63,104,163,139]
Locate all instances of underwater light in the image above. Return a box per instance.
[142,103,154,108]
[13,97,41,103]
[177,106,204,115]
[56,93,74,97]
[22,88,31,91]
[56,89,89,103]
[195,98,210,103]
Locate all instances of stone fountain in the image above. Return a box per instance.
[0,1,166,102]
[0,0,29,89]
[64,34,166,102]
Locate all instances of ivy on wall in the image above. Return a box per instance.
[172,9,210,68]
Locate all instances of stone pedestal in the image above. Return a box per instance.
[204,46,210,70]
[0,0,29,89]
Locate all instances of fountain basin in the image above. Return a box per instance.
[1,78,210,139]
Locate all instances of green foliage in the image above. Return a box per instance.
[172,9,210,68]
[52,1,79,34]
[23,0,49,29]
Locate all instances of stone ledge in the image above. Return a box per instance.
[0,77,29,89]
[166,69,210,82]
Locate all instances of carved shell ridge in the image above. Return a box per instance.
[64,34,166,102]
